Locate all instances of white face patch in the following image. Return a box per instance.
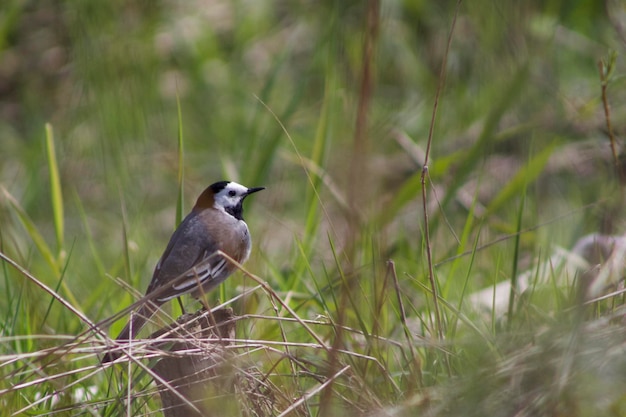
[213,182,249,212]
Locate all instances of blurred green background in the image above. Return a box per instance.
[1,0,626,415]
[2,0,622,288]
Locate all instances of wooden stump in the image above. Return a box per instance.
[151,308,236,417]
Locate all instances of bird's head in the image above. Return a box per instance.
[195,181,264,220]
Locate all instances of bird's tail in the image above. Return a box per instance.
[101,302,159,363]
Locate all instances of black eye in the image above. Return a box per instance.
[228,190,236,197]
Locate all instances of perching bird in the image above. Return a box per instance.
[102,181,264,362]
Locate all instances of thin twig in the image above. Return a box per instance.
[218,251,330,351]
[598,55,620,177]
[0,250,105,338]
[276,365,350,417]
[420,0,463,375]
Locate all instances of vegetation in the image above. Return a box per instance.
[1,0,625,415]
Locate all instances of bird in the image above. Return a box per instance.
[102,180,264,363]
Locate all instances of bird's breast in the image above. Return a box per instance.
[200,211,252,265]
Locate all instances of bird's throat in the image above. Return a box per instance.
[225,202,244,220]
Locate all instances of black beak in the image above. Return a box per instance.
[245,186,265,196]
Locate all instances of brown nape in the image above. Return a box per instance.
[193,186,216,211]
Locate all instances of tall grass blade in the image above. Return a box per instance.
[244,47,301,184]
[483,143,555,216]
[41,243,74,329]
[176,96,185,227]
[45,123,64,254]
[281,57,337,292]
[443,182,481,296]
[119,190,133,286]
[507,186,526,324]
[441,65,530,211]
[1,190,80,309]
[2,187,58,275]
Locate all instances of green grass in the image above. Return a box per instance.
[1,0,626,415]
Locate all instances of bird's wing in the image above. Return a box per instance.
[145,212,221,301]
[147,257,172,296]
[147,211,246,303]
[156,249,228,302]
